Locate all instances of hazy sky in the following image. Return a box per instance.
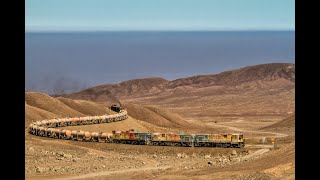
[26,0,295,31]
[26,31,295,94]
[25,1,295,94]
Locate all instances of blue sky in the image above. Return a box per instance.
[26,0,295,31]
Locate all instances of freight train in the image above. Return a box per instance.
[28,107,244,148]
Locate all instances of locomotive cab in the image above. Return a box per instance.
[231,134,245,148]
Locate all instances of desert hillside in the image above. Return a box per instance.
[26,63,295,180]
[25,92,114,127]
[62,63,294,99]
[61,77,169,101]
[261,113,295,131]
[122,103,190,128]
[61,63,295,120]
[25,92,190,132]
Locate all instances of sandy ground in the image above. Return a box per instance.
[26,114,294,180]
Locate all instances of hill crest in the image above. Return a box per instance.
[61,63,294,101]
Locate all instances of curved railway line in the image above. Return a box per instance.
[28,110,129,143]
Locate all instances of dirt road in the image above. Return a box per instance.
[50,165,172,180]
[209,122,288,138]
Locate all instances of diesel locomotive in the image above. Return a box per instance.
[110,129,244,148]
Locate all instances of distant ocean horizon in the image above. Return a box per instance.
[25,31,295,95]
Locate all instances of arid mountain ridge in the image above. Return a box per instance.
[61,63,294,102]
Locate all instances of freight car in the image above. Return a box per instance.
[28,109,245,148]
